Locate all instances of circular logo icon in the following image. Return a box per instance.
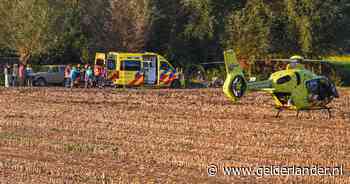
[207,164,218,177]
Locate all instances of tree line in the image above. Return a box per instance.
[0,0,349,66]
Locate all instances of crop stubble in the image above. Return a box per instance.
[0,88,349,183]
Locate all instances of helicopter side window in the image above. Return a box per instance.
[295,72,301,85]
[277,75,291,84]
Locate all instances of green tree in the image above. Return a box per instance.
[110,0,152,51]
[79,0,112,50]
[226,0,272,59]
[42,0,88,64]
[284,0,347,56]
[42,0,111,64]
[147,0,214,66]
[0,0,59,64]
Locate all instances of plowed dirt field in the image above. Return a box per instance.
[0,88,349,183]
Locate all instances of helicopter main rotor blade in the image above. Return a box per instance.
[200,59,329,66]
[271,59,327,63]
[201,62,225,65]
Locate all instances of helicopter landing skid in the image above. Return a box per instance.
[275,106,332,119]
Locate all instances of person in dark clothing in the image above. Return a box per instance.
[64,64,72,88]
[11,64,18,87]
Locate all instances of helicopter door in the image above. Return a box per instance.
[143,56,157,85]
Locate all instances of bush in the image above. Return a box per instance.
[205,65,226,81]
[330,63,350,86]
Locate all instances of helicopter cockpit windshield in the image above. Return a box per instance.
[306,77,339,106]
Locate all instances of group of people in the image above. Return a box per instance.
[3,63,33,88]
[64,64,107,88]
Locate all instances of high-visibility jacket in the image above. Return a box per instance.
[94,66,102,76]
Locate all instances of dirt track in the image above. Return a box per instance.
[0,87,349,183]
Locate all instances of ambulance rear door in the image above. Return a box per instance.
[143,55,157,85]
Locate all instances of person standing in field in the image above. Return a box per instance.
[70,66,79,88]
[84,65,93,88]
[94,64,103,88]
[4,64,9,88]
[80,64,86,85]
[64,64,71,88]
[25,64,33,87]
[18,64,25,86]
[11,64,18,87]
[76,64,81,87]
[101,66,107,87]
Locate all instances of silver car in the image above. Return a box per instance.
[32,65,66,86]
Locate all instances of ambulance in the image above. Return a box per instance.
[94,52,181,88]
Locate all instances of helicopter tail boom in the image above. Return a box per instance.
[247,80,273,91]
[223,50,246,101]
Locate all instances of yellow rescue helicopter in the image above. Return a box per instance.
[223,50,339,118]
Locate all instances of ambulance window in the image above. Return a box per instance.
[107,59,116,70]
[160,62,168,70]
[160,61,174,71]
[121,60,141,71]
[96,59,104,66]
[143,55,157,62]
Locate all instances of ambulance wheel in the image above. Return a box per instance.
[170,80,181,89]
[230,75,246,98]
